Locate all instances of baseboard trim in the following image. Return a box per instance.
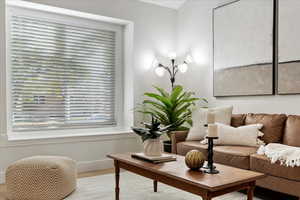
[77,159,113,173]
[0,159,114,184]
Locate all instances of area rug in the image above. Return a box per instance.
[66,172,263,200]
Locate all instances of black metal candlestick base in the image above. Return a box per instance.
[202,164,216,170]
[203,136,219,174]
[204,167,219,174]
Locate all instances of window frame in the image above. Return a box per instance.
[5,1,133,140]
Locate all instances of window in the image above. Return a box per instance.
[7,5,124,132]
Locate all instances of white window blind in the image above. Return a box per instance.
[10,15,117,132]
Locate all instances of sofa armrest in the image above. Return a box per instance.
[171,131,189,154]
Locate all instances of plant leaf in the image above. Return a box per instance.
[174,103,192,117]
[144,93,172,108]
[153,86,169,98]
[143,100,170,115]
[170,85,183,103]
[200,98,209,103]
[186,119,193,126]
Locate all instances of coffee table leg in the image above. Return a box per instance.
[247,181,256,200]
[203,193,212,200]
[114,160,120,200]
[153,180,158,192]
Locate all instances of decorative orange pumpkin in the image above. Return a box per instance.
[185,150,205,171]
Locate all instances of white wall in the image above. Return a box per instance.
[177,0,300,114]
[0,0,177,182]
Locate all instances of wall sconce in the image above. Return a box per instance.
[153,52,193,89]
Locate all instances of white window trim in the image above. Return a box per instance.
[5,1,134,141]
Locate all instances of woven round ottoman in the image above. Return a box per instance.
[6,156,77,200]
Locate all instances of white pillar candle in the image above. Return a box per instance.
[208,124,218,138]
[207,112,215,124]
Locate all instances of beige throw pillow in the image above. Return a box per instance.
[186,106,233,141]
[186,108,206,141]
[201,123,265,147]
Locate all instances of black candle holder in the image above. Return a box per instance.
[203,136,219,174]
[202,163,216,170]
[202,124,216,170]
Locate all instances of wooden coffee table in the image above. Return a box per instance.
[107,153,265,200]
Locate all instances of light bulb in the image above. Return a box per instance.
[178,63,188,73]
[185,54,193,64]
[152,58,159,68]
[155,67,165,77]
[168,52,177,60]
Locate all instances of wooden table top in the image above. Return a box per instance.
[107,153,266,192]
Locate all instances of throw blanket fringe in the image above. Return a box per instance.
[257,143,300,167]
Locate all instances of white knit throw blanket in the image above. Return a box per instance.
[257,143,300,167]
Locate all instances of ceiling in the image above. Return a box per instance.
[139,0,187,10]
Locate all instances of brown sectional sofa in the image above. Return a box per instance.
[171,113,300,199]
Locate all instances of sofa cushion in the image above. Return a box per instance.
[176,141,257,170]
[283,115,300,147]
[213,146,258,169]
[250,154,300,181]
[210,123,264,147]
[186,106,233,141]
[231,114,246,127]
[177,141,208,158]
[245,113,287,143]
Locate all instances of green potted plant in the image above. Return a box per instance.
[137,85,207,152]
[132,115,172,156]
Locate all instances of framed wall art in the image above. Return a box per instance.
[213,0,275,97]
[278,0,300,94]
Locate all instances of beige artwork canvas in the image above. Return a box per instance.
[213,0,274,97]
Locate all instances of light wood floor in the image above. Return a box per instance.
[0,168,115,200]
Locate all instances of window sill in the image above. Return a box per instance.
[7,127,134,142]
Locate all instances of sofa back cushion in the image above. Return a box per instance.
[245,113,287,144]
[231,114,246,127]
[283,115,300,147]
